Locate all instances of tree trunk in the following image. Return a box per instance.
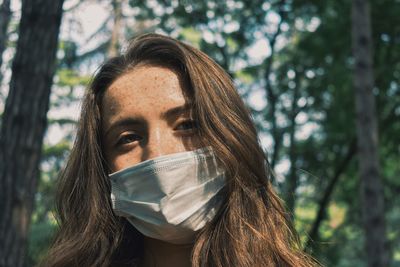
[0,0,64,266]
[351,0,388,266]
[285,73,300,217]
[108,0,123,58]
[0,0,11,85]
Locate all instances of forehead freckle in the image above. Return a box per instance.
[103,66,186,117]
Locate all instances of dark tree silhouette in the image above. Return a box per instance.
[0,0,11,85]
[352,0,389,266]
[0,0,64,266]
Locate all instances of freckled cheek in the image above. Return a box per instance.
[164,135,188,151]
[101,142,131,172]
[180,134,202,151]
[103,148,140,173]
[113,155,138,172]
[165,132,204,153]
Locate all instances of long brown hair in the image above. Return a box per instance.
[41,33,318,267]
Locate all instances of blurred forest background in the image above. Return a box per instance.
[0,0,399,266]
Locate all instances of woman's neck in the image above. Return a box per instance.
[139,237,193,267]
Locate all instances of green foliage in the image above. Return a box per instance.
[57,68,91,88]
[26,220,57,266]
[179,27,202,48]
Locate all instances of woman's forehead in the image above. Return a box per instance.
[100,65,189,123]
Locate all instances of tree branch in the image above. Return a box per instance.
[263,0,287,175]
[304,138,357,252]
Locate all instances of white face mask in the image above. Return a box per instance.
[109,147,226,244]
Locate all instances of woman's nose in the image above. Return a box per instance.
[140,125,181,162]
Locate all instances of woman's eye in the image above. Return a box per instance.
[176,120,197,131]
[116,133,142,146]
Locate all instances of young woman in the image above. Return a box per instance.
[42,33,318,267]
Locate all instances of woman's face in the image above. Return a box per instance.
[101,65,200,172]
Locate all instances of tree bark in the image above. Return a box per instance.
[108,0,123,58]
[351,0,389,266]
[0,0,11,85]
[0,0,64,266]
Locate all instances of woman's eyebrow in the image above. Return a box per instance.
[104,118,143,138]
[161,103,192,120]
[104,104,192,137]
